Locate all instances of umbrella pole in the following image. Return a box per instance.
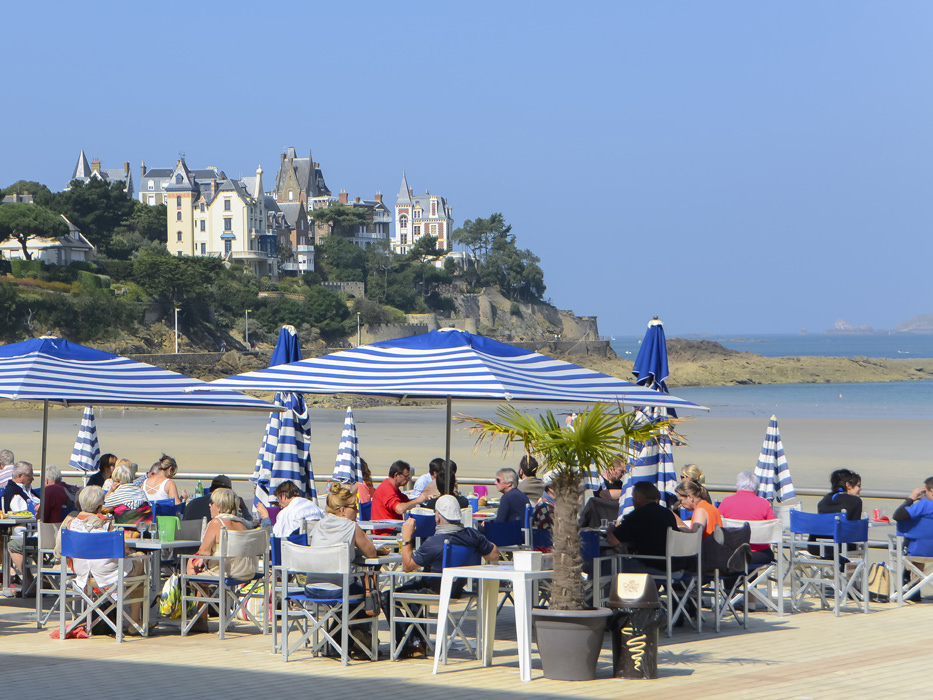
[444,395,452,494]
[38,399,49,523]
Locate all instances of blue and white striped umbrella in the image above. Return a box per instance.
[754,414,796,502]
[332,407,362,484]
[253,326,315,506]
[618,319,680,518]
[210,328,705,411]
[68,405,100,472]
[0,337,272,409]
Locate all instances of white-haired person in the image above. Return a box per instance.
[103,463,149,514]
[3,462,38,593]
[0,448,14,489]
[54,486,147,632]
[718,470,776,565]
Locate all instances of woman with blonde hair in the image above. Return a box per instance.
[311,482,384,559]
[186,488,256,579]
[142,454,187,504]
[680,463,712,503]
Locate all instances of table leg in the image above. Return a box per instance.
[479,579,497,667]
[513,576,533,682]
[1,532,11,596]
[432,573,455,675]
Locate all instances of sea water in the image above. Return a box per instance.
[609,334,933,420]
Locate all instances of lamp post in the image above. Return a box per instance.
[357,312,361,347]
[245,309,251,349]
[174,307,180,354]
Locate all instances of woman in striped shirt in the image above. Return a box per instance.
[104,464,148,511]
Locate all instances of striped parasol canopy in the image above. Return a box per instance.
[253,326,315,505]
[332,407,362,484]
[618,319,680,518]
[210,328,705,410]
[754,414,796,502]
[68,405,101,472]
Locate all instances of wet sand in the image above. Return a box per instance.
[2,403,928,500]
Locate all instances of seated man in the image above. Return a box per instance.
[266,481,323,538]
[371,460,428,533]
[493,468,530,522]
[517,455,545,503]
[423,464,470,511]
[3,462,39,592]
[184,475,252,523]
[42,464,72,523]
[410,457,445,499]
[893,476,933,601]
[390,495,499,657]
[718,470,776,566]
[607,481,678,571]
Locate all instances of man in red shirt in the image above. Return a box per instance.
[371,461,428,532]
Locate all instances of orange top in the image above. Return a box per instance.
[694,499,723,538]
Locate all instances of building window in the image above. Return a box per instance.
[224,217,232,231]
[413,210,421,219]
[175,174,183,184]
[430,224,438,235]
[176,195,182,207]
[200,243,206,255]
[224,199,231,211]
[176,211,182,221]
[200,204,205,213]
[176,231,183,242]
[399,215,408,229]
[200,220,206,232]
[401,234,407,245]
[431,200,437,217]
[148,181,154,191]
[147,195,155,205]
[224,240,232,256]
[413,225,421,236]
[288,190,294,201]
[177,250,183,256]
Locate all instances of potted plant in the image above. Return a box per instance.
[459,403,668,680]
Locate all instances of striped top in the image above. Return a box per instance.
[104,483,148,510]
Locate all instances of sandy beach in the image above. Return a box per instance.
[2,402,928,506]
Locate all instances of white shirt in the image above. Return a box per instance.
[273,497,324,538]
[410,473,434,498]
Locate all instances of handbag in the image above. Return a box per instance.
[867,562,890,603]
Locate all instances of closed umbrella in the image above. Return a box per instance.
[619,318,679,517]
[754,414,796,502]
[252,326,315,506]
[68,405,100,473]
[332,407,362,485]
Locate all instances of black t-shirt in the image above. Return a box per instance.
[817,492,862,520]
[595,478,623,499]
[613,502,677,562]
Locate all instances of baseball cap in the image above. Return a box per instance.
[435,495,462,523]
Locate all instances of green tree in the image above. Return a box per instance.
[52,178,135,256]
[1,180,55,207]
[316,234,366,282]
[310,203,371,237]
[485,231,545,302]
[123,201,167,242]
[0,202,68,259]
[451,213,510,262]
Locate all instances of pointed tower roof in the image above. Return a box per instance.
[396,170,413,206]
[71,149,92,182]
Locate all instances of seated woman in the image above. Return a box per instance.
[817,469,862,519]
[143,454,187,505]
[311,482,384,562]
[675,478,722,538]
[88,453,117,489]
[718,471,777,566]
[186,488,258,580]
[681,464,712,503]
[103,463,149,517]
[55,486,146,633]
[355,458,375,505]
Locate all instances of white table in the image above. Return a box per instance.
[433,564,552,682]
[127,538,201,603]
[358,520,403,532]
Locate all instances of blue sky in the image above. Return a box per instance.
[2,2,931,336]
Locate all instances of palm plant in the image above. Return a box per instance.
[459,403,670,610]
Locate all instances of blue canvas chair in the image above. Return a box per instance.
[889,516,933,605]
[57,529,150,642]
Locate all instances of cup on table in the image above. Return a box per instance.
[468,497,479,513]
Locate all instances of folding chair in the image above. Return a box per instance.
[152,499,184,518]
[387,541,481,662]
[699,523,751,632]
[277,540,378,665]
[270,533,309,654]
[483,520,523,612]
[889,517,933,605]
[618,527,703,636]
[359,500,372,521]
[722,517,785,616]
[35,522,71,628]
[408,511,436,545]
[180,527,270,638]
[57,529,150,642]
[788,511,869,616]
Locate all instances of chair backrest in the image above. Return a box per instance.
[60,528,124,560]
[531,528,553,550]
[460,507,473,528]
[484,520,523,547]
[157,515,179,542]
[442,541,482,568]
[703,524,752,573]
[271,532,309,566]
[38,522,61,551]
[834,518,868,545]
[524,503,533,529]
[152,499,182,518]
[359,500,372,521]
[178,517,207,541]
[896,514,933,542]
[774,500,802,529]
[408,512,436,539]
[667,527,702,558]
[789,510,838,537]
[300,518,318,537]
[281,540,353,574]
[722,517,782,546]
[580,529,601,560]
[219,527,270,558]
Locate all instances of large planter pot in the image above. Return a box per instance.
[532,607,611,681]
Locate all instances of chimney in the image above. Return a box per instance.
[338,189,348,204]
[124,161,130,178]
[374,191,383,203]
[91,158,101,174]
[409,188,413,197]
[354,196,361,204]
[211,179,219,198]
[140,160,146,180]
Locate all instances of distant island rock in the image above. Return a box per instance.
[895,314,933,334]
[824,319,875,335]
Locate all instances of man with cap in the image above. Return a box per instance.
[391,495,499,657]
[183,475,252,523]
